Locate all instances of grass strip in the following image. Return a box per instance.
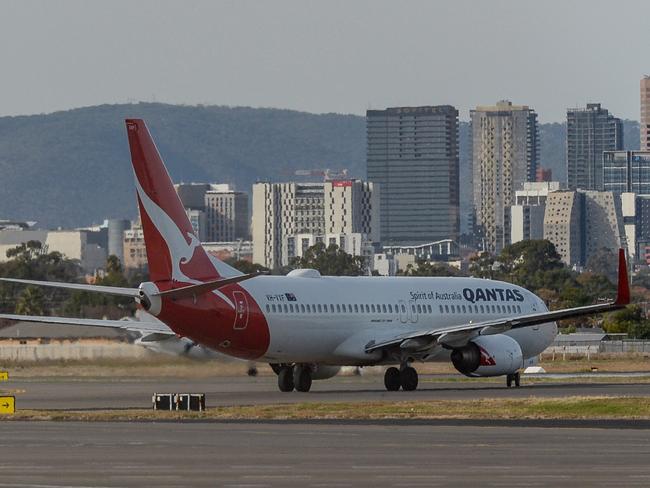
[2,396,650,422]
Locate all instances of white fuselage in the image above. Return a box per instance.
[240,274,558,366]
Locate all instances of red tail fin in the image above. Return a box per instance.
[615,248,630,306]
[125,119,220,283]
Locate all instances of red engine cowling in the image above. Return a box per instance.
[450,334,523,377]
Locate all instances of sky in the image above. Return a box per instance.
[1,0,649,122]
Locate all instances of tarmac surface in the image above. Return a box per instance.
[1,420,650,487]
[6,373,650,410]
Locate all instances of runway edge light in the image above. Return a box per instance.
[0,396,15,414]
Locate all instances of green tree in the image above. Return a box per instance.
[603,305,645,335]
[586,247,617,283]
[400,259,464,277]
[290,243,365,276]
[15,286,45,315]
[225,258,269,275]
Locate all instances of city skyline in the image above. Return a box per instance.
[1,0,650,122]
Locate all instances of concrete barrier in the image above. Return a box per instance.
[0,342,153,362]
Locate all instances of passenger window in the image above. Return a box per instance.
[411,305,416,314]
[461,305,466,313]
[330,304,334,313]
[401,305,406,313]
[336,304,341,313]
[382,304,387,313]
[388,304,393,313]
[444,305,449,313]
[283,304,288,313]
[439,305,444,313]
[354,304,358,313]
[370,304,375,313]
[265,304,270,313]
[427,305,432,313]
[491,305,496,313]
[451,305,455,313]
[317,304,322,313]
[300,304,305,313]
[271,304,276,313]
[289,304,294,313]
[365,305,370,313]
[417,304,422,313]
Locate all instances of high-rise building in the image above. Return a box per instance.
[204,186,249,242]
[603,151,650,195]
[252,180,379,269]
[366,105,459,246]
[174,183,249,242]
[641,77,650,151]
[510,182,561,244]
[566,103,622,191]
[471,100,539,254]
[543,190,625,267]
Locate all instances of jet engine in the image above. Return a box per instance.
[137,282,162,315]
[450,334,523,377]
[309,365,341,380]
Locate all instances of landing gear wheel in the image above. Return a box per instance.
[514,371,521,388]
[506,374,513,388]
[278,366,294,392]
[384,367,401,391]
[294,366,312,392]
[400,366,418,391]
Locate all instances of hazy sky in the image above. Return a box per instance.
[1,0,649,122]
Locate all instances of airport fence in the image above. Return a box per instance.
[542,340,650,359]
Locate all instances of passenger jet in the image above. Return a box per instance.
[0,119,631,392]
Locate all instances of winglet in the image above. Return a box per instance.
[615,248,630,306]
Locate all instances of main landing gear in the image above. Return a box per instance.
[276,364,313,392]
[506,372,521,388]
[384,365,419,391]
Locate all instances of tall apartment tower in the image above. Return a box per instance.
[641,77,650,150]
[252,180,379,269]
[603,151,650,195]
[366,106,459,246]
[174,183,249,242]
[471,100,539,254]
[543,190,625,267]
[204,186,249,242]
[566,103,623,191]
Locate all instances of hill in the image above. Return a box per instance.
[0,103,641,230]
[0,103,366,228]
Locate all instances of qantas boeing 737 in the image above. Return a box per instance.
[0,119,632,392]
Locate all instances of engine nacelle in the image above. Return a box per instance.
[138,281,162,316]
[450,334,523,377]
[310,365,341,380]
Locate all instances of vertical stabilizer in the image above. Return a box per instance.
[125,119,220,283]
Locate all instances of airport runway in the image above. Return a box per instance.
[6,373,650,410]
[1,420,650,487]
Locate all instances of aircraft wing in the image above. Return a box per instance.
[0,277,140,297]
[366,249,630,354]
[0,313,174,336]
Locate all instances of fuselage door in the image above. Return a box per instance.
[398,299,408,324]
[232,290,249,330]
[409,299,418,323]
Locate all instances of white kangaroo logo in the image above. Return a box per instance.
[134,175,235,309]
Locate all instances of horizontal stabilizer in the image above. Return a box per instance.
[0,277,140,297]
[154,271,268,300]
[0,313,173,335]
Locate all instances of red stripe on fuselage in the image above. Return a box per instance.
[155,283,270,360]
